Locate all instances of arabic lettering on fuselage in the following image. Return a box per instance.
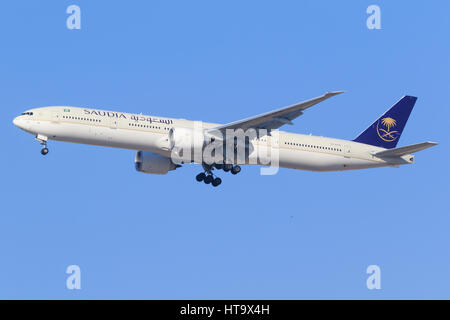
[83,109,173,125]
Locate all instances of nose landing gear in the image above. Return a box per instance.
[41,147,49,155]
[35,135,49,156]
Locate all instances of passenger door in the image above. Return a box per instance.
[343,145,351,158]
[51,109,61,122]
[107,117,119,142]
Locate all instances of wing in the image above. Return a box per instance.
[207,91,344,135]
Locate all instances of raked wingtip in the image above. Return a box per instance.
[326,90,345,96]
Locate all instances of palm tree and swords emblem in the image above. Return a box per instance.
[377,117,399,142]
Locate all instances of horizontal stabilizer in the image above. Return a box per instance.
[374,142,438,158]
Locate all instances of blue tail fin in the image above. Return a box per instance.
[353,96,417,149]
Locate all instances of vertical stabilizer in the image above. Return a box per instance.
[353,96,417,149]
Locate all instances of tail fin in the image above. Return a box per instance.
[353,96,417,149]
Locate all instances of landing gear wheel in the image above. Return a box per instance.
[41,148,49,155]
[204,175,213,184]
[231,165,241,175]
[223,164,232,172]
[211,177,222,187]
[214,163,223,170]
[196,172,206,182]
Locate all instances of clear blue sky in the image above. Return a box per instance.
[1,1,448,299]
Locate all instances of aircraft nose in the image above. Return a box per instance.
[13,116,25,129]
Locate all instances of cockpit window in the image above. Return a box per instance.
[21,112,33,116]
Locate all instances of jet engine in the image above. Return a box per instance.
[134,151,179,175]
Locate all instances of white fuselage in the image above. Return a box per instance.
[13,106,413,172]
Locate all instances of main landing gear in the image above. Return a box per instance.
[195,163,241,187]
[196,172,222,187]
[36,135,49,156]
[222,164,241,174]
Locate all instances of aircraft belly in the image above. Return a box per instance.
[278,148,384,171]
[39,122,164,152]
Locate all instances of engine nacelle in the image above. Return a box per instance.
[168,127,207,161]
[134,151,179,175]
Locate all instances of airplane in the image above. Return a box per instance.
[12,92,437,187]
